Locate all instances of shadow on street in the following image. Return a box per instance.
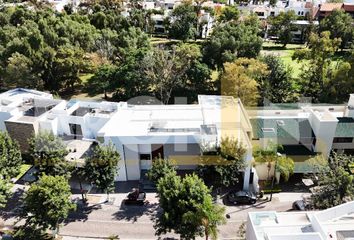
[113,202,159,223]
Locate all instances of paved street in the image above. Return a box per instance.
[56,192,309,240]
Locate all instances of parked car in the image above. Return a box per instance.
[124,188,146,206]
[227,190,257,205]
[292,200,310,211]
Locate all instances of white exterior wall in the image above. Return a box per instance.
[0,111,13,131]
[308,111,338,156]
[124,144,140,180]
[106,137,127,181]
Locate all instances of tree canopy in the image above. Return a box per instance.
[220,58,268,106]
[29,131,70,177]
[83,143,120,195]
[155,172,225,239]
[21,175,75,231]
[203,16,262,69]
[0,131,22,180]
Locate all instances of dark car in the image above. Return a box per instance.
[227,190,257,205]
[124,188,146,206]
[292,200,310,211]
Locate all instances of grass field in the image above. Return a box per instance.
[261,41,350,79]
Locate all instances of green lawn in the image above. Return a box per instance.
[16,164,32,180]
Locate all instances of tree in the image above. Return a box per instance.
[167,2,197,41]
[86,64,117,99]
[311,153,354,209]
[0,179,11,208]
[199,137,246,188]
[319,9,354,49]
[3,52,43,89]
[142,44,200,103]
[268,11,297,47]
[220,58,268,106]
[0,131,22,180]
[259,55,297,104]
[218,6,240,23]
[146,158,176,184]
[21,175,75,232]
[29,131,70,178]
[203,18,262,69]
[155,172,225,239]
[254,143,294,182]
[83,143,120,197]
[326,52,354,103]
[293,31,341,102]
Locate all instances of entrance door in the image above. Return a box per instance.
[151,144,164,160]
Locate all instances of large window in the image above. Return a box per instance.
[333,137,353,143]
[139,154,151,161]
[69,123,83,136]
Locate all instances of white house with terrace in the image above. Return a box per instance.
[0,89,256,190]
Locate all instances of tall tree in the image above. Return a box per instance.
[83,143,120,197]
[29,131,70,178]
[293,31,341,102]
[218,6,240,23]
[319,9,354,49]
[220,58,268,106]
[21,175,75,233]
[167,2,197,41]
[0,131,22,180]
[155,172,225,240]
[268,11,297,47]
[203,16,262,69]
[259,54,297,104]
[311,153,354,209]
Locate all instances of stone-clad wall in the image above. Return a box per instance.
[5,121,38,152]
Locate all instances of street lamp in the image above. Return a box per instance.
[270,152,282,201]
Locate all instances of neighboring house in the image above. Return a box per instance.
[246,200,354,240]
[248,94,354,177]
[317,3,343,20]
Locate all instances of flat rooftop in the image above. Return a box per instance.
[248,201,354,240]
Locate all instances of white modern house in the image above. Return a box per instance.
[246,200,354,240]
[0,89,256,190]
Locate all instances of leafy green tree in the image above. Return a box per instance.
[167,2,197,41]
[203,17,262,69]
[155,172,225,240]
[83,143,120,196]
[0,131,22,180]
[3,52,43,89]
[142,44,200,103]
[21,175,75,232]
[86,64,117,99]
[199,137,246,187]
[146,158,176,184]
[29,131,70,177]
[319,9,354,49]
[0,179,11,208]
[254,143,294,182]
[259,55,297,104]
[268,11,297,47]
[218,6,240,23]
[293,31,341,102]
[325,52,354,103]
[220,58,268,106]
[311,153,354,209]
